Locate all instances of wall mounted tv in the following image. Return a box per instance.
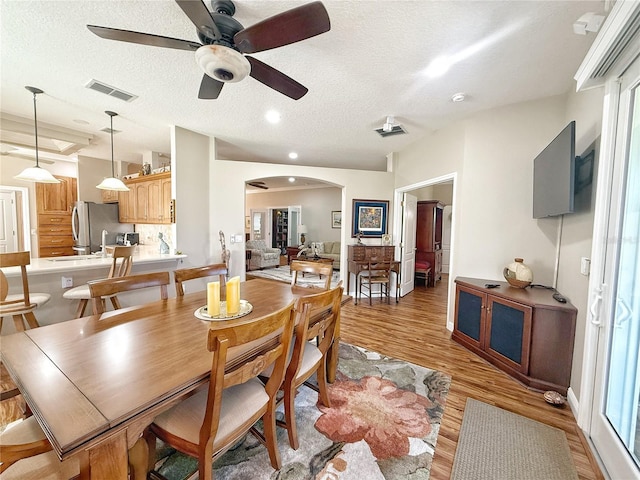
[533,121,576,219]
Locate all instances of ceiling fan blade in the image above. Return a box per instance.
[234,1,330,54]
[198,74,224,99]
[175,0,221,40]
[87,25,201,51]
[248,182,268,190]
[246,56,308,100]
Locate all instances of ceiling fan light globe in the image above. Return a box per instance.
[195,45,250,83]
[15,166,60,183]
[96,177,130,191]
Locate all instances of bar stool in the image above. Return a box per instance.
[0,252,51,333]
[62,246,135,318]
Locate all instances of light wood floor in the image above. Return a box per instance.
[339,274,603,480]
[0,273,604,479]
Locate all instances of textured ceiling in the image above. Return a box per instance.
[0,0,605,173]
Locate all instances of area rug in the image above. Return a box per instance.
[450,398,578,480]
[247,265,341,289]
[153,343,451,479]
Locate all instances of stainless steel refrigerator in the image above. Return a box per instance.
[72,201,122,255]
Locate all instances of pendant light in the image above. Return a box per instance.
[14,86,60,183]
[96,111,129,191]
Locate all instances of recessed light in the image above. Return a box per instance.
[265,110,281,124]
[451,92,466,102]
[288,152,298,159]
[288,177,295,183]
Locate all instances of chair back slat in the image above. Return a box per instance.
[0,252,33,310]
[290,260,333,290]
[288,282,343,383]
[201,300,296,444]
[88,271,170,314]
[174,263,227,296]
[107,246,136,279]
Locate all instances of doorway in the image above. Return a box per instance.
[394,173,457,329]
[0,186,30,253]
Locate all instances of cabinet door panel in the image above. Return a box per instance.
[456,288,484,345]
[486,297,531,373]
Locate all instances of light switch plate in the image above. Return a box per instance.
[580,257,590,276]
[62,276,73,288]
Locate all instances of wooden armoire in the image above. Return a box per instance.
[416,200,444,286]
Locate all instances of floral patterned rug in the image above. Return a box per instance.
[154,343,451,480]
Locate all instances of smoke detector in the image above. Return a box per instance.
[375,116,408,138]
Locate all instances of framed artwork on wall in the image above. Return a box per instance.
[352,199,388,238]
[331,211,342,228]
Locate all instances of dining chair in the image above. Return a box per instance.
[145,300,296,480]
[290,259,333,290]
[359,258,393,305]
[263,282,343,450]
[88,271,170,315]
[62,245,135,318]
[0,382,81,479]
[0,252,51,333]
[174,263,228,296]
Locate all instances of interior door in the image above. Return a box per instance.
[589,54,640,479]
[288,205,301,247]
[400,192,417,296]
[0,190,18,253]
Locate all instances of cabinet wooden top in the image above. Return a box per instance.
[123,171,171,184]
[455,276,577,312]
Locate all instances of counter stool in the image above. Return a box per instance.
[0,252,51,334]
[62,246,135,318]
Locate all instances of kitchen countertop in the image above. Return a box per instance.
[2,250,186,277]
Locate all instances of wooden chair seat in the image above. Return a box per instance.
[359,259,392,305]
[0,252,50,333]
[262,282,343,449]
[146,301,296,480]
[62,246,135,318]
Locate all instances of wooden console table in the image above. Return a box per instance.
[347,245,400,304]
[452,277,577,395]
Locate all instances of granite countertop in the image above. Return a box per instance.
[3,249,186,277]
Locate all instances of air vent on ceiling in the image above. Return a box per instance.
[85,79,138,102]
[374,125,408,138]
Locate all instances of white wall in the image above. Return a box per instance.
[393,90,604,403]
[246,186,342,244]
[76,154,112,202]
[1,154,77,257]
[209,159,394,290]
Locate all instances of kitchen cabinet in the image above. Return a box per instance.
[36,176,77,257]
[416,200,443,286]
[101,189,119,204]
[119,172,172,224]
[452,277,577,395]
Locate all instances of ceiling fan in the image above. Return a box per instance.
[87,0,330,100]
[247,180,268,189]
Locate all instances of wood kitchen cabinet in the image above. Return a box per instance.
[36,176,77,257]
[416,200,443,286]
[119,172,172,224]
[452,277,577,395]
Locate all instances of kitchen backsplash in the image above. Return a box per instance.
[136,224,175,254]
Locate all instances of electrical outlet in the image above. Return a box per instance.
[61,276,73,288]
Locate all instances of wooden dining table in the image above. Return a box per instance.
[0,279,345,479]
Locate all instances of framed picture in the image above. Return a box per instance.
[245,216,251,230]
[331,211,342,228]
[352,199,389,238]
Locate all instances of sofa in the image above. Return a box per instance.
[246,240,281,271]
[307,241,341,270]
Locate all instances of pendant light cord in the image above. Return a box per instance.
[110,114,115,177]
[32,91,40,168]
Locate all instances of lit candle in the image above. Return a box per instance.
[207,281,220,317]
[226,276,240,315]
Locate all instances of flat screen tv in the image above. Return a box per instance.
[533,121,576,218]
